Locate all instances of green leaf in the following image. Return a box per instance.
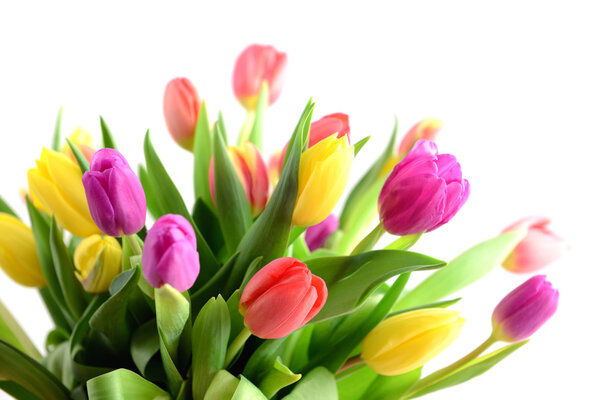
[213,119,252,253]
[191,196,225,260]
[89,267,140,351]
[138,165,161,220]
[155,285,190,363]
[363,368,421,400]
[259,357,302,398]
[191,252,238,316]
[52,106,63,151]
[38,287,71,334]
[204,369,239,400]
[217,111,229,144]
[353,136,370,156]
[396,232,525,309]
[100,116,118,150]
[0,340,71,400]
[87,369,170,400]
[143,130,219,280]
[384,233,422,251]
[49,217,87,319]
[0,195,18,217]
[336,365,376,400]
[193,101,212,202]
[0,381,40,400]
[130,319,160,378]
[243,338,287,382]
[158,333,184,396]
[224,100,314,296]
[247,82,268,151]
[404,341,528,399]
[192,296,230,400]
[66,138,90,173]
[232,376,268,400]
[0,297,41,359]
[69,294,107,356]
[226,290,244,346]
[43,341,75,389]
[389,297,462,317]
[282,367,337,400]
[306,250,445,322]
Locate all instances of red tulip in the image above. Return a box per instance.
[163,77,201,151]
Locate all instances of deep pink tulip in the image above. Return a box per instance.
[240,257,327,339]
[142,214,199,292]
[501,217,567,273]
[378,139,470,236]
[305,214,339,251]
[233,44,287,110]
[492,275,559,342]
[83,149,146,236]
[163,77,201,151]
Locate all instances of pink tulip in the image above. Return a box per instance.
[492,275,559,342]
[397,118,443,158]
[142,214,200,292]
[239,257,327,339]
[378,139,470,236]
[163,77,201,151]
[501,216,566,273]
[305,214,339,251]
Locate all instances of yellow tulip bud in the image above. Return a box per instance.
[74,234,122,293]
[292,135,353,227]
[362,308,465,376]
[27,148,100,237]
[0,213,46,287]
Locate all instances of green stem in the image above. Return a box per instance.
[224,327,252,366]
[350,222,385,255]
[337,355,364,374]
[238,111,256,146]
[125,234,143,256]
[287,226,306,246]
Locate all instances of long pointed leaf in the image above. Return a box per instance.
[87,369,170,400]
[0,195,17,217]
[100,116,118,150]
[52,106,63,151]
[193,102,212,201]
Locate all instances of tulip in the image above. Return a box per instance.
[397,118,443,159]
[378,139,469,236]
[28,148,100,237]
[60,127,95,162]
[0,213,46,287]
[362,308,465,376]
[163,77,201,151]
[305,214,339,251]
[492,275,558,342]
[293,135,353,227]
[233,44,287,110]
[209,141,269,217]
[239,257,327,339]
[142,214,200,292]
[82,148,146,237]
[73,234,122,293]
[501,217,567,273]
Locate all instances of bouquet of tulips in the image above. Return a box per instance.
[0,44,565,400]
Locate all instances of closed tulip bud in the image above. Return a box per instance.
[73,234,122,293]
[305,214,339,251]
[82,149,146,237]
[163,77,201,151]
[28,148,100,237]
[233,44,287,110]
[60,127,95,162]
[378,139,470,236]
[362,309,465,376]
[240,257,327,339]
[0,213,46,287]
[501,217,567,273]
[293,135,353,227]
[142,214,200,292]
[492,275,558,342]
[209,141,269,217]
[397,118,443,159]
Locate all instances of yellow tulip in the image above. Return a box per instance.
[0,213,46,287]
[27,148,100,237]
[362,308,465,376]
[60,127,96,162]
[292,134,353,227]
[74,234,122,293]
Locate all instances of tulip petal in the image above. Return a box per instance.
[240,257,305,307]
[82,173,119,236]
[43,148,90,217]
[150,242,199,292]
[107,167,147,235]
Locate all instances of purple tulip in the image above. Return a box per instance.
[142,214,200,292]
[492,275,559,342]
[83,149,146,236]
[378,139,470,236]
[305,214,339,251]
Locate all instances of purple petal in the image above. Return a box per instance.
[305,214,339,251]
[82,172,119,236]
[151,241,200,292]
[107,167,146,235]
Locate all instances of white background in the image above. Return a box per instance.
[1,1,599,399]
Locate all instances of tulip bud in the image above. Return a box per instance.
[378,139,469,236]
[397,118,443,159]
[501,217,567,273]
[142,214,200,292]
[0,213,46,287]
[305,214,339,251]
[60,127,96,162]
[492,275,558,342]
[73,234,122,293]
[239,257,327,339]
[362,309,465,376]
[28,148,100,237]
[293,135,353,227]
[209,141,269,217]
[82,148,146,237]
[233,44,287,110]
[163,77,201,151]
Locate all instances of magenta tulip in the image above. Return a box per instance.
[492,275,559,342]
[305,214,339,251]
[83,149,146,236]
[239,257,327,339]
[163,77,201,151]
[142,214,200,292]
[378,139,470,236]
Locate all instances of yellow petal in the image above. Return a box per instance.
[74,235,121,293]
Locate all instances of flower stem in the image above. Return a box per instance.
[125,234,143,256]
[224,327,252,366]
[337,355,364,374]
[350,222,385,255]
[238,111,256,146]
